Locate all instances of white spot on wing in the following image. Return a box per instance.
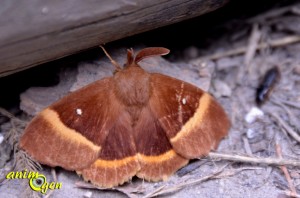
[182,98,186,105]
[76,108,82,116]
[177,82,185,124]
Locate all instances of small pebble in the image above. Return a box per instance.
[245,107,264,124]
[0,134,4,144]
[246,129,256,139]
[83,191,93,198]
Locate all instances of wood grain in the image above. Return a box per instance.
[0,0,228,77]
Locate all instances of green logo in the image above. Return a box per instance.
[6,170,62,194]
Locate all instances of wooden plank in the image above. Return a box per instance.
[0,0,228,77]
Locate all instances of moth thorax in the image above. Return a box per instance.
[113,67,150,106]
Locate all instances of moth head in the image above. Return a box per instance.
[100,45,170,73]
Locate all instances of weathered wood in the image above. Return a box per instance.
[0,0,228,77]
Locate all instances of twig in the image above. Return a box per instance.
[143,164,229,198]
[237,23,261,83]
[270,112,300,143]
[208,152,300,166]
[244,23,261,69]
[283,190,300,198]
[291,6,300,15]
[276,143,297,197]
[142,185,166,198]
[0,107,27,124]
[14,150,42,172]
[143,166,262,198]
[195,35,300,61]
[74,150,300,197]
[242,136,253,155]
[271,98,300,129]
[44,189,55,198]
[177,160,207,177]
[44,169,58,198]
[0,107,15,119]
[51,168,57,182]
[277,99,300,109]
[247,3,300,23]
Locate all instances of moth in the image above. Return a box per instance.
[256,66,280,105]
[20,47,230,188]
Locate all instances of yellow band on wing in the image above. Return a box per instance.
[92,150,177,168]
[41,108,101,153]
[92,156,138,167]
[137,150,177,163]
[170,93,211,143]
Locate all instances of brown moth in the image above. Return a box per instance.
[20,47,230,188]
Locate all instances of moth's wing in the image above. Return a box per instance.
[78,108,140,187]
[20,78,113,169]
[133,106,188,181]
[20,78,140,187]
[149,74,230,159]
